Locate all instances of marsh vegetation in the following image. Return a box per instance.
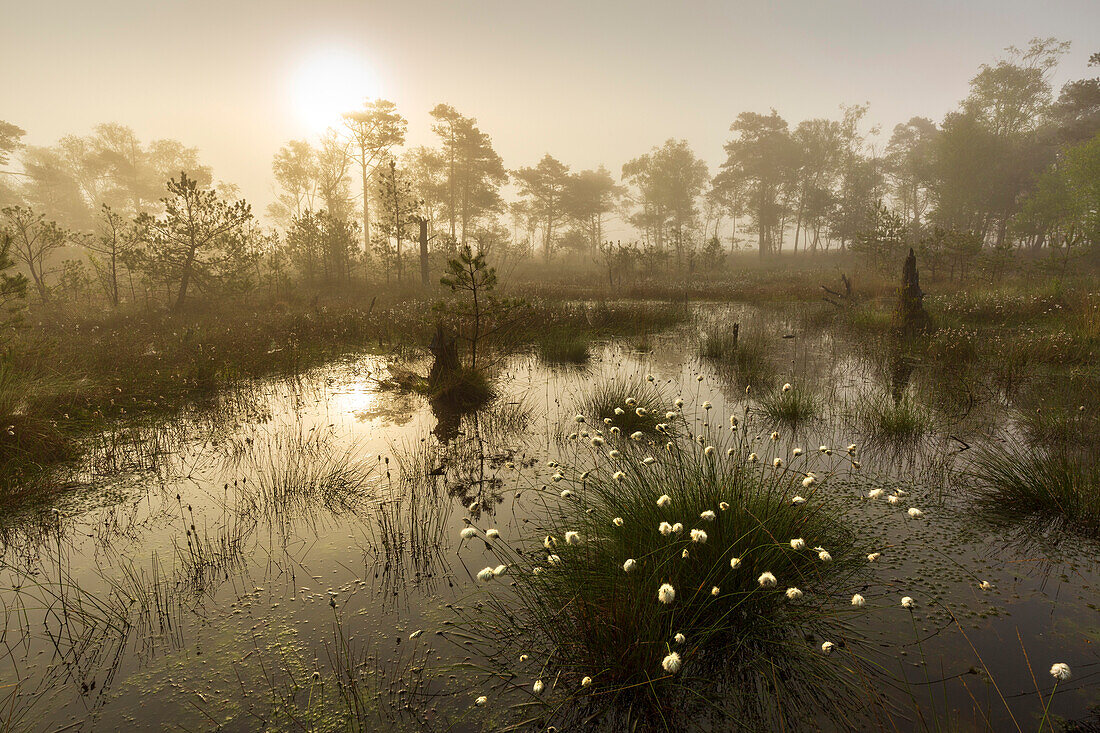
[1,22,1099,733]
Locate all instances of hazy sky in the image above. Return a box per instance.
[5,0,1098,220]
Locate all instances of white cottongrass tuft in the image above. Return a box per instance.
[477,567,494,582]
[662,652,682,673]
[681,548,690,559]
[609,449,622,459]
[1050,662,1071,681]
[591,436,604,447]
[887,495,901,504]
[666,411,677,419]
[547,554,562,566]
[544,535,557,549]
[782,383,792,392]
[658,583,676,604]
[690,529,708,543]
[802,475,816,487]
[625,398,637,406]
[758,571,777,587]
[612,516,624,527]
[700,510,716,522]
[711,586,721,596]
[635,408,647,417]
[773,458,784,468]
[791,495,806,505]
[792,447,803,456]
[675,398,684,408]
[475,695,487,706]
[978,580,992,591]
[533,680,544,694]
[907,507,923,518]
[821,641,835,654]
[485,528,500,540]
[581,676,593,687]
[493,564,507,576]
[623,558,637,572]
[614,407,625,415]
[702,401,712,410]
[867,552,881,562]
[657,494,672,507]
[719,501,730,511]
[770,431,780,441]
[564,531,581,545]
[790,538,806,551]
[847,444,857,454]
[409,630,422,639]
[674,632,685,644]
[851,594,866,607]
[630,431,645,441]
[901,596,915,609]
[643,456,656,465]
[817,549,833,562]
[659,521,674,536]
[460,527,477,539]
[671,522,683,534]
[785,587,803,600]
[730,556,742,569]
[613,471,626,482]
[560,489,574,499]
[704,445,716,457]
[747,452,759,463]
[868,489,884,499]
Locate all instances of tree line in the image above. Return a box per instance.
[1,37,1098,315]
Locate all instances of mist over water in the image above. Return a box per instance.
[1,4,1099,731]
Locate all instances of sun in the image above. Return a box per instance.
[289,48,380,132]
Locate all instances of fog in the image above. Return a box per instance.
[6,0,1097,214]
[2,4,1099,732]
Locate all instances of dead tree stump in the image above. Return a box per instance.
[429,323,459,387]
[896,248,931,335]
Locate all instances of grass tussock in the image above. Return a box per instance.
[232,427,375,518]
[429,366,495,413]
[970,445,1100,536]
[577,376,670,438]
[701,329,777,390]
[697,327,740,360]
[536,329,591,365]
[855,393,935,445]
[759,383,821,427]
[460,422,864,727]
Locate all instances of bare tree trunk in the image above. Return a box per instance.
[418,218,429,287]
